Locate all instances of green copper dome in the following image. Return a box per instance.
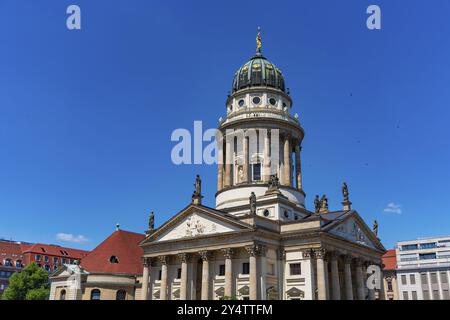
[232,53,286,93]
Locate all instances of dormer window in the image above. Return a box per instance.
[109,256,119,264]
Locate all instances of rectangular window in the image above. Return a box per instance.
[387,280,393,292]
[267,263,275,275]
[440,272,448,284]
[402,291,408,300]
[219,265,225,276]
[401,244,418,251]
[431,273,438,284]
[158,270,162,281]
[53,257,58,264]
[423,290,430,300]
[242,263,250,275]
[35,255,41,262]
[443,290,450,300]
[401,275,407,285]
[289,263,301,276]
[420,242,436,249]
[177,268,181,279]
[433,290,439,300]
[411,291,418,300]
[419,253,436,260]
[70,259,74,264]
[410,274,416,285]
[62,258,67,264]
[44,256,49,262]
[252,163,261,181]
[421,273,428,285]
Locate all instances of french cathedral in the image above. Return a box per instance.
[139,33,386,300]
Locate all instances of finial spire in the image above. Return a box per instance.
[256,26,262,54]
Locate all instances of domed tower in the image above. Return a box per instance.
[215,31,306,221]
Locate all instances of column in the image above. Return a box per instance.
[243,134,249,183]
[246,244,263,300]
[355,259,365,300]
[159,256,168,300]
[294,144,302,190]
[344,256,353,300]
[224,136,232,187]
[263,130,270,182]
[330,253,341,300]
[179,253,189,300]
[283,135,291,187]
[222,248,234,297]
[278,249,286,300]
[315,248,328,300]
[141,258,150,300]
[199,251,210,300]
[302,249,316,300]
[217,139,224,191]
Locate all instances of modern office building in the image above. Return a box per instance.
[396,236,450,300]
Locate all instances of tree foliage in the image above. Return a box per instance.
[2,262,49,300]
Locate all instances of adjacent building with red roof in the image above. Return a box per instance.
[0,239,89,295]
[382,249,398,300]
[49,229,145,300]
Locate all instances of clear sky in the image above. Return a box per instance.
[1,0,449,251]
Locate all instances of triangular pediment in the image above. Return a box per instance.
[325,212,383,250]
[142,204,253,244]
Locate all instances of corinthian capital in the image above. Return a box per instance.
[313,248,326,259]
[222,248,234,259]
[245,244,266,257]
[199,250,210,261]
[178,253,190,263]
[158,255,168,265]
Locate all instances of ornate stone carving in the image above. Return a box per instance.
[178,253,190,263]
[314,195,320,213]
[222,248,234,259]
[278,248,286,260]
[319,195,329,213]
[342,182,349,202]
[372,220,378,236]
[245,244,265,257]
[313,248,326,259]
[249,192,257,215]
[158,255,168,265]
[147,211,155,234]
[302,249,314,259]
[192,174,203,204]
[199,250,210,261]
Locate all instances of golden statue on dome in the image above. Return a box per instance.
[256,26,262,53]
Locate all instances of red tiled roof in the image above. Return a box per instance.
[382,249,397,270]
[0,241,22,256]
[22,243,89,259]
[80,230,145,275]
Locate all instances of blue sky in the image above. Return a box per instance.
[1,0,449,250]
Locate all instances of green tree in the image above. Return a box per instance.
[2,262,49,300]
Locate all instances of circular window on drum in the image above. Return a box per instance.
[252,96,261,105]
[269,97,277,106]
[263,209,270,217]
[238,99,245,107]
